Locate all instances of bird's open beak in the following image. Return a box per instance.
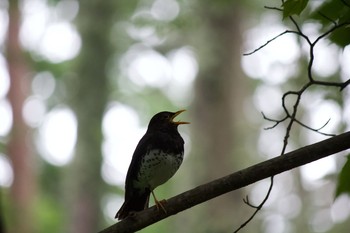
[171,110,190,125]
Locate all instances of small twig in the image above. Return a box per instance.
[264,6,283,12]
[317,12,337,26]
[340,79,350,91]
[313,79,350,88]
[261,112,288,130]
[236,3,350,233]
[313,22,350,45]
[243,196,259,208]
[233,177,274,233]
[341,0,350,8]
[289,16,310,44]
[243,30,299,56]
[281,91,296,117]
[294,118,336,137]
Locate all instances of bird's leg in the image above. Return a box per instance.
[151,190,167,214]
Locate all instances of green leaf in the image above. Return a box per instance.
[311,0,342,24]
[310,0,350,48]
[335,155,350,199]
[329,26,350,48]
[282,0,309,19]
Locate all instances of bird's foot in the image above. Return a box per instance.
[151,190,167,214]
[155,199,167,214]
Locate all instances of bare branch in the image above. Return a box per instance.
[294,118,336,137]
[98,132,350,233]
[240,11,350,232]
[317,12,337,26]
[289,16,311,45]
[313,22,350,45]
[233,176,274,233]
[243,30,299,56]
[261,112,288,130]
[340,79,350,91]
[264,6,283,12]
[243,195,259,208]
[341,0,350,8]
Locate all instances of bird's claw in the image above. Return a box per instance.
[151,190,167,214]
[155,199,167,214]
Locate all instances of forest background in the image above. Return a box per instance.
[1,0,350,233]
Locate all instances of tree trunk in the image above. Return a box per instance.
[190,3,249,231]
[6,0,36,233]
[65,1,115,233]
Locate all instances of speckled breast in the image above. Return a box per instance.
[135,149,183,191]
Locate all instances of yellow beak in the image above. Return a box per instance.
[171,110,190,125]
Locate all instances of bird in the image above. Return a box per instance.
[115,110,189,220]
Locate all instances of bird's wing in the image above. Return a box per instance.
[124,132,153,193]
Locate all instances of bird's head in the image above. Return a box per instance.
[148,110,190,132]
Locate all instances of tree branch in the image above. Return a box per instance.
[238,3,350,232]
[99,131,350,233]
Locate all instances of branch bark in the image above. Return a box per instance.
[99,131,350,233]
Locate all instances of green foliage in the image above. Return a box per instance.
[280,0,350,47]
[311,0,350,25]
[329,24,350,48]
[282,0,309,19]
[35,194,65,233]
[311,0,350,48]
[335,155,350,198]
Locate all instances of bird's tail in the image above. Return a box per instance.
[115,190,150,220]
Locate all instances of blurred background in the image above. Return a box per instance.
[1,0,350,232]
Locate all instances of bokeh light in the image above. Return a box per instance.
[0,154,13,187]
[38,107,77,166]
[102,103,144,185]
[0,99,12,136]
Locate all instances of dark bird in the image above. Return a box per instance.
[116,110,189,220]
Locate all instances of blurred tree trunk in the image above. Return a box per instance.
[0,191,3,233]
[66,1,115,233]
[6,0,36,233]
[187,3,250,232]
